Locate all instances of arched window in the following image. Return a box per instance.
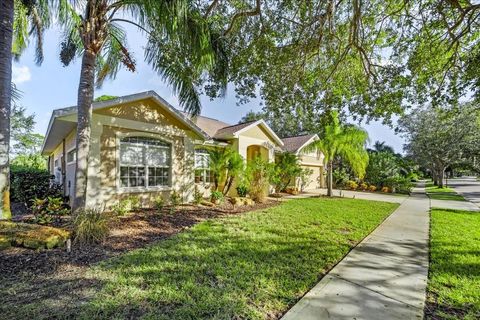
[119,136,171,188]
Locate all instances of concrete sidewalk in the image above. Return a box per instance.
[430,199,480,211]
[284,189,408,204]
[281,184,429,320]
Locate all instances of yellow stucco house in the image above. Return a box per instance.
[41,91,325,208]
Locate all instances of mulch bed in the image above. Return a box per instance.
[0,200,279,318]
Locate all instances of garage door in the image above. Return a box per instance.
[301,166,321,190]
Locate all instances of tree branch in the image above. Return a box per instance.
[224,0,261,36]
[204,0,221,18]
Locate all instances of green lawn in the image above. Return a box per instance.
[426,185,466,201]
[426,209,480,320]
[71,198,398,319]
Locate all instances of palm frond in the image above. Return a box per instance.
[145,33,203,115]
[144,6,228,115]
[303,110,369,177]
[11,83,23,103]
[95,22,135,88]
[12,1,29,60]
[12,0,50,65]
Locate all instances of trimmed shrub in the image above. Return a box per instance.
[236,185,248,197]
[270,152,302,193]
[368,185,377,192]
[359,183,368,191]
[381,186,390,193]
[10,166,63,207]
[245,158,271,203]
[31,197,70,225]
[384,176,413,194]
[345,180,358,190]
[332,168,350,188]
[72,208,109,245]
[0,221,70,250]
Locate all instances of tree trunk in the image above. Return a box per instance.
[224,176,234,195]
[72,50,96,212]
[438,168,445,188]
[432,170,438,186]
[327,160,333,197]
[0,0,14,220]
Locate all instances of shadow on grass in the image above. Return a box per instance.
[1,198,398,320]
[0,205,276,320]
[425,209,480,320]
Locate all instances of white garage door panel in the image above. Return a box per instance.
[302,166,321,190]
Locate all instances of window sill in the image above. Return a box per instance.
[117,186,172,194]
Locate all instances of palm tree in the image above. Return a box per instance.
[271,152,301,193]
[222,151,243,195]
[56,1,227,211]
[0,0,49,220]
[372,141,395,154]
[207,148,243,195]
[307,111,369,197]
[208,148,229,192]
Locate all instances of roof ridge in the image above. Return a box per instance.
[282,133,316,139]
[219,119,259,130]
[181,112,231,124]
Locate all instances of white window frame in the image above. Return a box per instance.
[116,132,173,193]
[194,149,213,184]
[66,147,76,164]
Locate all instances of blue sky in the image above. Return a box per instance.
[12,25,406,153]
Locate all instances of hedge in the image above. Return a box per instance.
[10,166,63,206]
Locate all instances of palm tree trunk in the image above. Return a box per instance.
[0,0,14,220]
[224,176,234,195]
[72,50,96,211]
[327,160,333,197]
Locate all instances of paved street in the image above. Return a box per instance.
[447,176,480,208]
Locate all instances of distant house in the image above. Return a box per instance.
[42,91,325,208]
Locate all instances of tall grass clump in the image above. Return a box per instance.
[72,208,109,245]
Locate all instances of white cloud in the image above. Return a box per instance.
[12,65,31,84]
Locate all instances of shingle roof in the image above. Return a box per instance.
[43,91,211,154]
[281,134,317,153]
[181,112,231,138]
[213,120,257,138]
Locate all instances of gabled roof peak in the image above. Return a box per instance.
[282,134,319,154]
